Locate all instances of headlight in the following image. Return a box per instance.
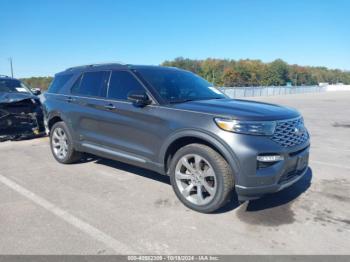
[214,118,276,136]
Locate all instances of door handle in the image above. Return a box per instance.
[66,97,76,103]
[104,103,116,110]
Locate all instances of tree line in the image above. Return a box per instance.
[162,57,350,87]
[20,58,350,90]
[21,77,53,91]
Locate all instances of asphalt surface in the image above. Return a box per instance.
[0,91,349,255]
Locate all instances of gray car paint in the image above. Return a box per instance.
[43,64,310,200]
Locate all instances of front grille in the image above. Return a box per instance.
[271,117,309,147]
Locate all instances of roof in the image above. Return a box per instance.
[64,62,127,72]
[59,63,179,75]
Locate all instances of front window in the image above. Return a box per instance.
[107,71,145,100]
[136,68,226,103]
[0,79,32,94]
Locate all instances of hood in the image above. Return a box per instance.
[0,92,37,104]
[169,98,300,121]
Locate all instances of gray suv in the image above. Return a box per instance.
[44,63,310,213]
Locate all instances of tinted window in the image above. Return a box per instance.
[137,68,225,103]
[72,71,109,97]
[48,74,73,93]
[71,75,82,94]
[107,71,145,100]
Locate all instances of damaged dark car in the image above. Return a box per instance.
[0,76,45,142]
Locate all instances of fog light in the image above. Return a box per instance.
[257,155,284,162]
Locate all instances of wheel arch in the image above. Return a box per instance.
[161,129,240,178]
[48,115,63,131]
[47,112,70,132]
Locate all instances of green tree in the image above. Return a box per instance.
[21,77,53,90]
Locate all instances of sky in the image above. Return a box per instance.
[0,0,349,77]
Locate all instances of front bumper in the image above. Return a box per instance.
[236,142,309,200]
[235,165,309,201]
[218,128,310,201]
[0,112,45,141]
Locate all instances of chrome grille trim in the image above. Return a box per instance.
[271,117,309,147]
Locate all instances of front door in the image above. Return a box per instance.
[95,70,164,164]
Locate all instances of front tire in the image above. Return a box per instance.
[50,121,82,164]
[169,143,234,213]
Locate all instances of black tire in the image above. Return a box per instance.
[50,121,82,164]
[169,143,234,213]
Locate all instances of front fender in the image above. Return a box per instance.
[159,128,242,179]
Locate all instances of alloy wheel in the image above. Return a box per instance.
[175,154,217,206]
[51,127,68,160]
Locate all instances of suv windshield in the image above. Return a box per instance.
[0,79,32,94]
[136,68,226,103]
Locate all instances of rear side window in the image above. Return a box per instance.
[107,71,145,100]
[48,74,73,93]
[71,71,109,97]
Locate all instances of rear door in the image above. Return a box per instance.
[68,70,111,145]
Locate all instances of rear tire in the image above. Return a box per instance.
[169,143,234,213]
[50,121,82,164]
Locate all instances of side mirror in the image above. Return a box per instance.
[32,88,41,96]
[127,90,151,107]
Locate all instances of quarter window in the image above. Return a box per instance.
[71,71,109,97]
[107,71,145,100]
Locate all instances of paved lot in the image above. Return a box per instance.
[0,91,350,254]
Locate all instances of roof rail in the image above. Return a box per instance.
[0,74,10,78]
[65,62,127,71]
